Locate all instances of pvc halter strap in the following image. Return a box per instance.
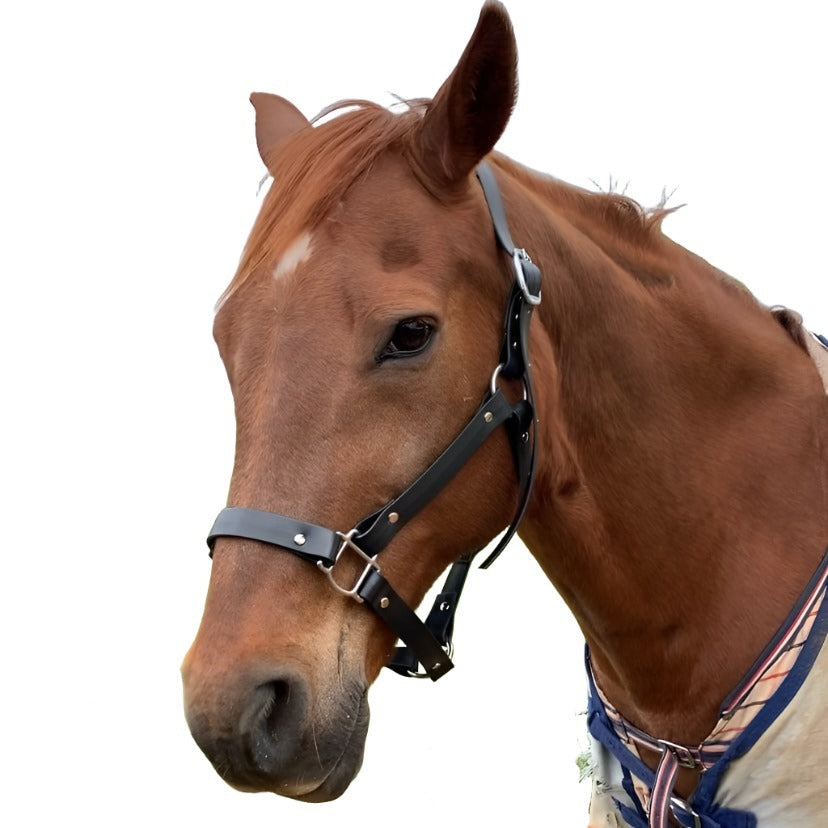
[206,161,541,681]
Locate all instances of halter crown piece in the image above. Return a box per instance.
[206,162,541,680]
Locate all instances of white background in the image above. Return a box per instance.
[2,1,825,825]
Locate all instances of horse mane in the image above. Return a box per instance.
[490,153,676,242]
[487,154,760,303]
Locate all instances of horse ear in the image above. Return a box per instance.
[414,1,517,191]
[249,93,311,172]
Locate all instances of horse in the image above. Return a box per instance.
[181,3,828,825]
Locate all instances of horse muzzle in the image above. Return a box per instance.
[182,662,370,800]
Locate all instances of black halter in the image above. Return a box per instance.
[207,162,541,680]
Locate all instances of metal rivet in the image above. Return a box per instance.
[293,533,306,546]
[439,601,450,612]
[484,412,493,423]
[380,597,390,609]
[388,512,399,524]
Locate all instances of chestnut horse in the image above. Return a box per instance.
[182,3,828,825]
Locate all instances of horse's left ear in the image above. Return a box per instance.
[414,1,517,191]
[250,93,311,173]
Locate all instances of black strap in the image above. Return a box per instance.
[353,389,516,556]
[476,161,518,255]
[386,555,472,677]
[474,164,541,569]
[207,508,339,564]
[476,162,542,306]
[359,568,454,680]
[478,399,537,568]
[500,280,536,379]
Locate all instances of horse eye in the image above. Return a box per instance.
[379,318,434,361]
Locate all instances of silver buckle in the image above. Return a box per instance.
[513,248,541,306]
[490,362,529,402]
[658,739,699,769]
[489,363,504,394]
[670,795,702,828]
[316,529,379,602]
[404,641,454,679]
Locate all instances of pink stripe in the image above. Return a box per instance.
[723,573,827,714]
[649,750,679,827]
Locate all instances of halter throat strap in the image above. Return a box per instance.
[206,161,541,680]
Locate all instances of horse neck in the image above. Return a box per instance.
[498,160,828,741]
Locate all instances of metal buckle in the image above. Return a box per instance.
[657,739,699,769]
[660,740,701,827]
[316,529,380,602]
[513,248,541,306]
[670,795,702,828]
[405,641,454,679]
[490,363,529,402]
[489,363,504,394]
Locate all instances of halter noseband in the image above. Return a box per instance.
[206,162,541,680]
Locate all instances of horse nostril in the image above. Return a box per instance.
[259,679,291,737]
[239,674,308,775]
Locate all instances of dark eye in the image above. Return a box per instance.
[378,318,434,362]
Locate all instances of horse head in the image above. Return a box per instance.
[182,2,527,800]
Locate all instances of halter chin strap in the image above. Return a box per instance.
[206,161,541,680]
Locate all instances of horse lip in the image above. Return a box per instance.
[291,688,370,802]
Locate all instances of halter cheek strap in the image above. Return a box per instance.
[206,161,541,680]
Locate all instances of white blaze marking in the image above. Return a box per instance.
[274,232,314,281]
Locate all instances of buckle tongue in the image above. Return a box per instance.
[317,529,380,602]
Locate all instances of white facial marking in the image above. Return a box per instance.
[274,232,314,281]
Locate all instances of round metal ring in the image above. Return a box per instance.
[489,363,505,395]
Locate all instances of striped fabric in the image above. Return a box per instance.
[593,568,828,821]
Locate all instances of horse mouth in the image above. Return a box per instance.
[288,690,371,802]
[215,684,371,802]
